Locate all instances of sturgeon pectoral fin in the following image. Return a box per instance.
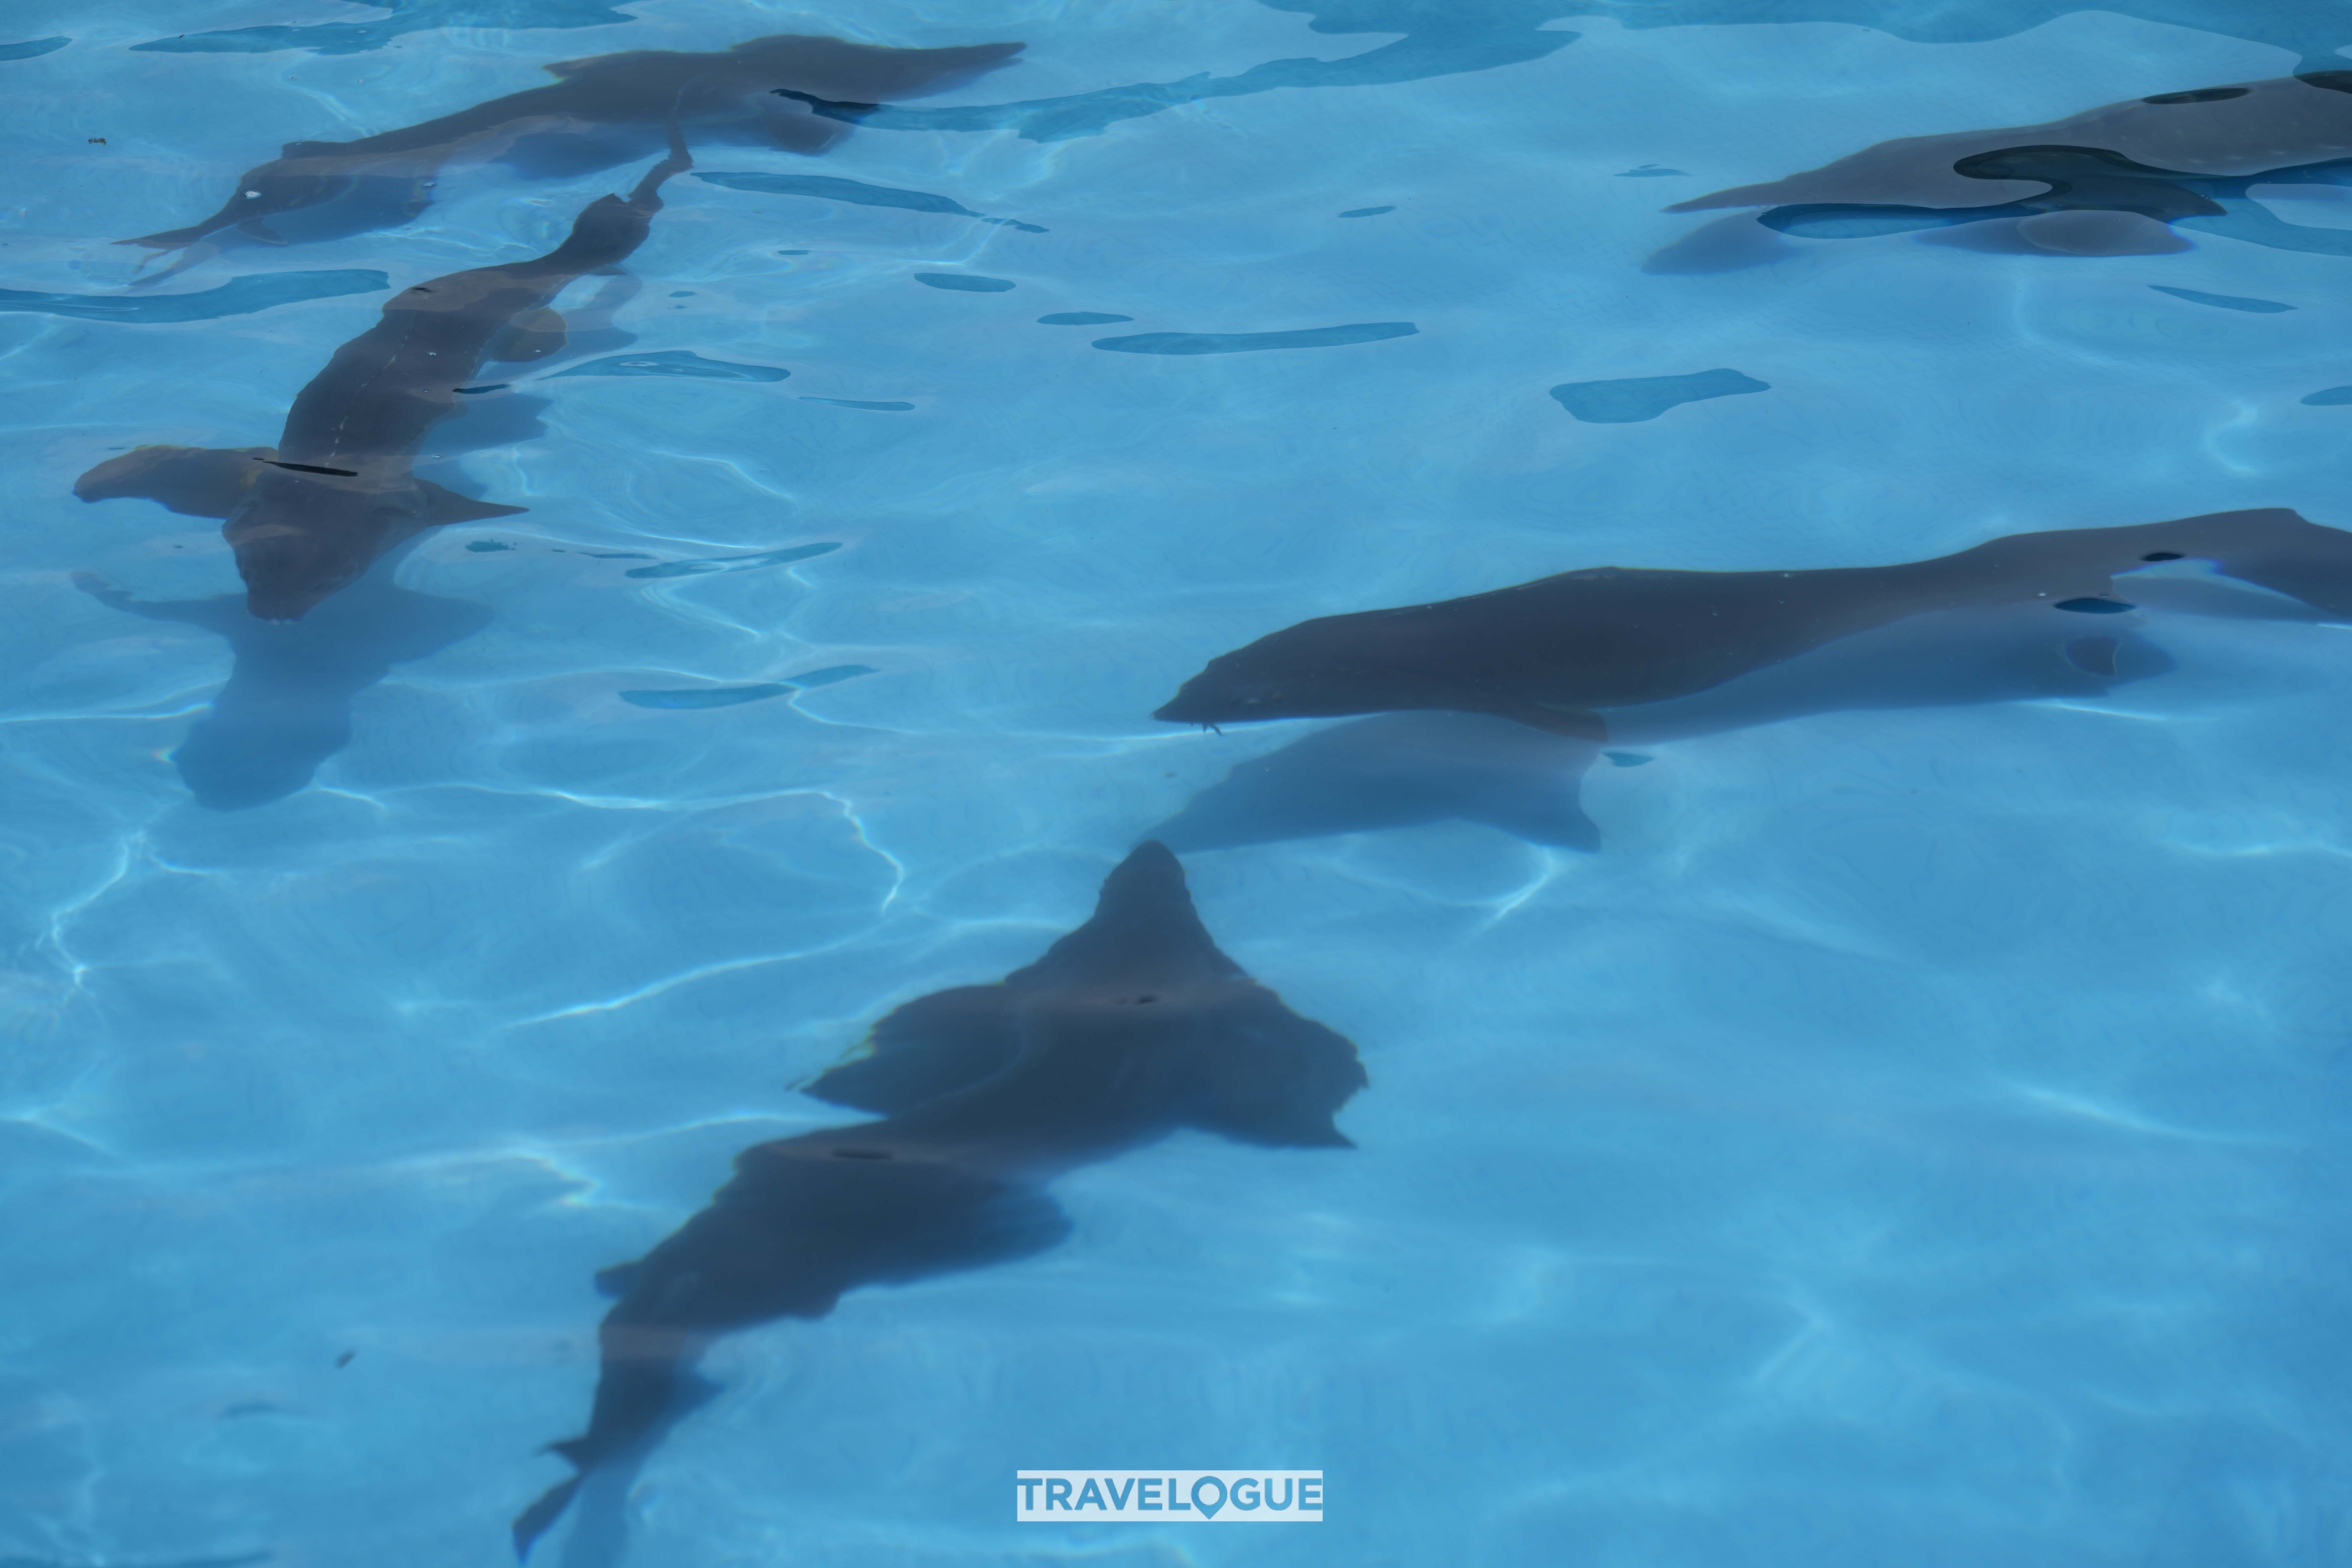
[1503,703,1610,743]
[1189,995,1368,1150]
[487,307,569,363]
[416,478,528,525]
[74,444,276,518]
[800,985,1024,1113]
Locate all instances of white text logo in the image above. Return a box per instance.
[1015,1471,1322,1522]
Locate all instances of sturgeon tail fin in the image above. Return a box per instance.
[511,1472,583,1562]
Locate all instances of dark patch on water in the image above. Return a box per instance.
[2300,385,2352,405]
[2142,551,2184,560]
[800,397,916,411]
[1618,165,1686,177]
[548,350,790,383]
[1550,368,1768,423]
[0,36,68,60]
[1093,322,1417,355]
[1038,312,1133,325]
[626,542,841,580]
[464,541,514,553]
[915,273,1017,292]
[1339,205,1395,216]
[621,664,876,709]
[0,270,387,323]
[2054,597,2136,613]
[668,291,693,298]
[2149,284,2294,313]
[777,249,809,256]
[698,170,1046,232]
[335,1350,356,1367]
[135,0,636,56]
[453,383,509,395]
[1604,751,1654,767]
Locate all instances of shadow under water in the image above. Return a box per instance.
[76,545,489,810]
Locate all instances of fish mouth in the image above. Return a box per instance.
[1152,697,1231,726]
[1153,688,1278,726]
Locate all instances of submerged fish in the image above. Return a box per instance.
[1666,71,2352,258]
[512,841,1363,1559]
[1154,509,2352,740]
[80,138,695,620]
[122,35,1022,253]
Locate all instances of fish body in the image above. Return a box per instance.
[513,842,1363,1559]
[83,143,690,618]
[1154,509,2352,737]
[1665,71,2352,257]
[124,36,1022,251]
[1673,71,2352,214]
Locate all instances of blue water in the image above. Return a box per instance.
[7,3,2352,1566]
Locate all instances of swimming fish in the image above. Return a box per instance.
[122,35,1022,253]
[1665,71,2352,257]
[1150,599,2187,853]
[80,136,692,620]
[1153,508,2352,740]
[511,841,1364,1560]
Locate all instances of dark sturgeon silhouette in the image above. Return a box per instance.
[1152,599,2190,852]
[74,545,488,810]
[1665,71,2352,259]
[1154,508,2352,740]
[123,36,1022,253]
[78,138,697,621]
[512,841,1365,1560]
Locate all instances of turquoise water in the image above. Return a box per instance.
[8,2,2352,1564]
